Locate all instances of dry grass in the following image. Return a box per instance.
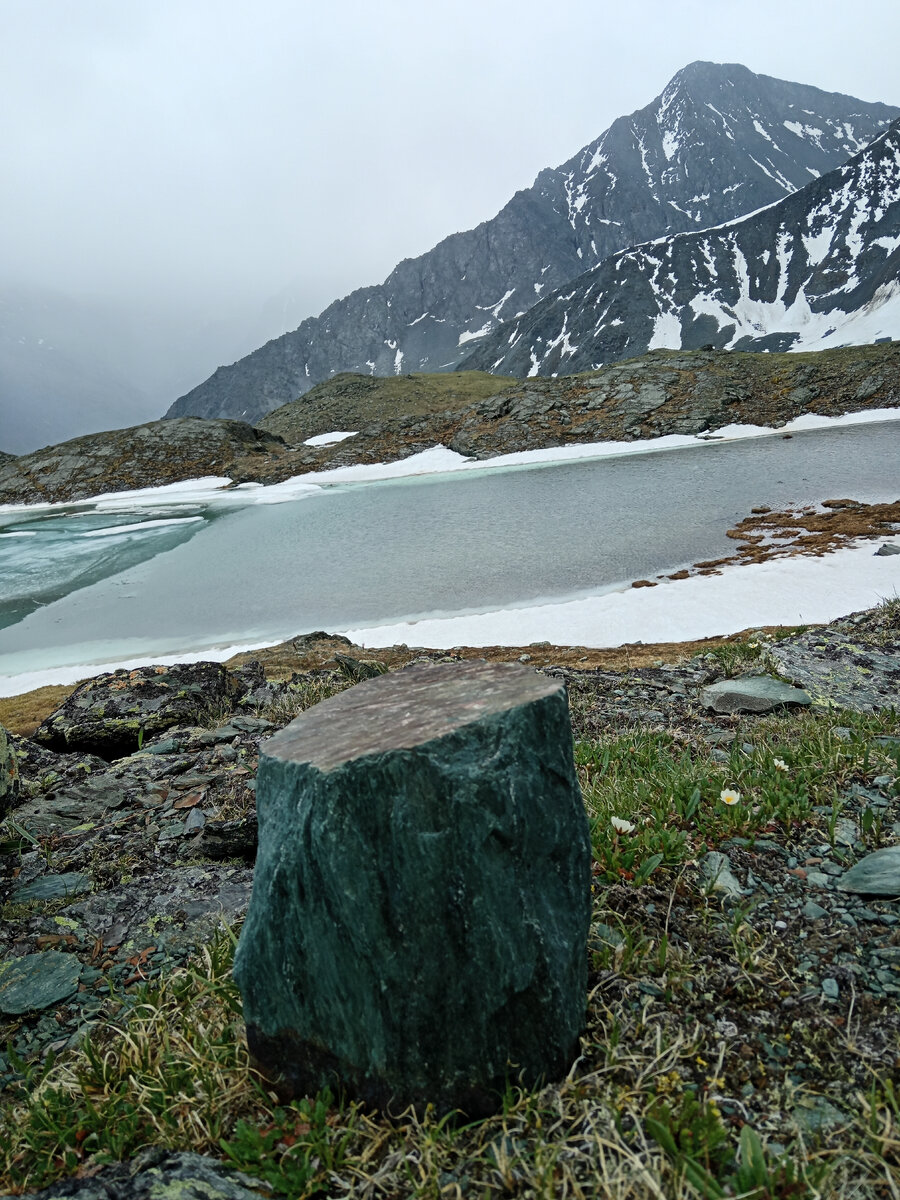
[0,685,77,738]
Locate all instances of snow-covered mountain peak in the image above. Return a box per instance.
[462,121,900,378]
[166,65,900,424]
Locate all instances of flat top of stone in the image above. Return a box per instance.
[263,661,564,772]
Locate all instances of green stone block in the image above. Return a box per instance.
[234,661,591,1117]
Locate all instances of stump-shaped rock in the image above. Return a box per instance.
[234,661,591,1117]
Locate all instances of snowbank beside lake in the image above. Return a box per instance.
[344,540,900,651]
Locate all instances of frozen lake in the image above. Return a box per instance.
[1,418,898,684]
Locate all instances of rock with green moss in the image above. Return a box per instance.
[766,626,900,712]
[33,662,243,760]
[1,721,20,818]
[234,660,591,1117]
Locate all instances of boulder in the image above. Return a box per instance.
[837,846,900,896]
[234,660,591,1117]
[701,675,812,714]
[1,721,20,818]
[33,662,243,760]
[766,627,900,712]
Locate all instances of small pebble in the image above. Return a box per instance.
[805,870,832,888]
[822,978,839,1000]
[802,900,828,921]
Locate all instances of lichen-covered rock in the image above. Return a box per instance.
[1,721,20,818]
[33,662,243,760]
[766,626,900,712]
[234,660,591,1117]
[19,1147,272,1198]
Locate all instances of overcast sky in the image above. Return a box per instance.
[3,0,900,344]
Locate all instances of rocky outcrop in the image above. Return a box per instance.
[0,418,285,506]
[166,64,899,424]
[766,606,900,711]
[234,661,591,1116]
[33,663,245,760]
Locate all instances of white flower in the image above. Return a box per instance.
[773,758,789,772]
[611,816,636,834]
[720,788,741,806]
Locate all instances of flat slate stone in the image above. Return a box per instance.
[767,627,900,712]
[837,846,900,896]
[701,675,812,714]
[13,872,92,903]
[234,661,591,1117]
[0,950,82,1014]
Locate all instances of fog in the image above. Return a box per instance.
[2,0,900,450]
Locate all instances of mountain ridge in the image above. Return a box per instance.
[165,63,899,424]
[462,119,900,376]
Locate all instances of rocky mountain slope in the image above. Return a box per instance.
[256,371,515,443]
[465,121,900,376]
[3,343,899,507]
[165,63,898,425]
